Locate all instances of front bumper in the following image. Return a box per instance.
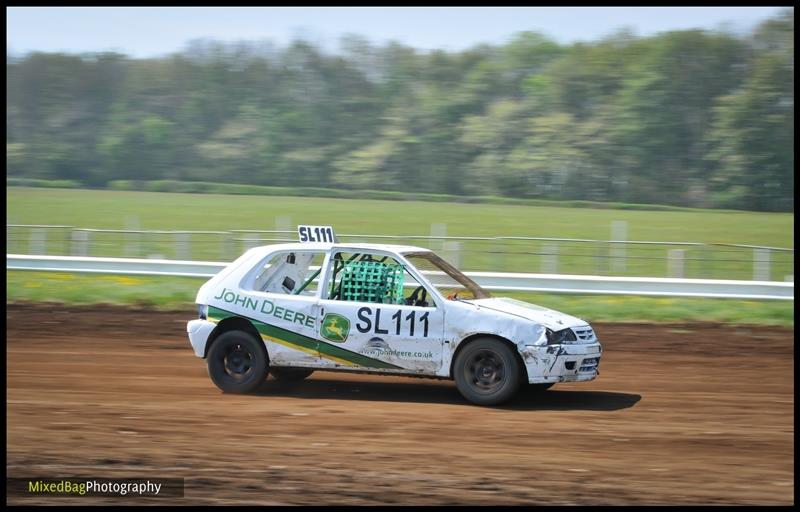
[187,319,217,358]
[519,342,602,384]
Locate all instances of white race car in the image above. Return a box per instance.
[187,226,602,405]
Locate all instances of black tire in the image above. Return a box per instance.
[270,367,315,382]
[207,330,268,394]
[453,338,522,406]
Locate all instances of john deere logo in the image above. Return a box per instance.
[321,313,350,343]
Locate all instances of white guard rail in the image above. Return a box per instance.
[7,254,794,301]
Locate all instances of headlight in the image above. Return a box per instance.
[546,328,576,345]
[197,304,208,320]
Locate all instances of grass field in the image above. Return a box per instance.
[5,187,795,325]
[6,271,793,326]
[6,187,795,279]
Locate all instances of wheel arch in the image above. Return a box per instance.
[449,333,528,382]
[204,316,266,360]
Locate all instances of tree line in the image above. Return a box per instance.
[6,9,793,211]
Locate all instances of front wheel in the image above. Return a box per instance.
[453,338,522,406]
[207,330,268,394]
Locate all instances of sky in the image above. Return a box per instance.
[6,6,791,58]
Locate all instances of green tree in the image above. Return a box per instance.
[706,11,794,211]
[4,11,794,212]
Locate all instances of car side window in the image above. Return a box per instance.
[326,251,431,306]
[247,251,326,296]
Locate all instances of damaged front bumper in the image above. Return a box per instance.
[520,342,602,384]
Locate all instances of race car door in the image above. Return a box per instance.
[315,249,444,374]
[241,249,326,367]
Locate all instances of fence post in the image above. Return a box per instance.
[223,232,233,261]
[594,242,606,275]
[701,245,713,279]
[176,232,190,260]
[61,227,70,255]
[71,230,89,257]
[753,248,771,281]
[493,241,506,272]
[7,226,14,254]
[667,249,685,278]
[124,216,141,257]
[430,223,447,253]
[29,228,46,255]
[443,241,462,269]
[542,243,559,274]
[610,220,627,274]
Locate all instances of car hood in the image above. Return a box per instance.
[466,297,588,329]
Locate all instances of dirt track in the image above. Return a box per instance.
[6,302,794,505]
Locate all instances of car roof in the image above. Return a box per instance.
[250,242,433,254]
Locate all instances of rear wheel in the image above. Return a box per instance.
[453,338,522,406]
[270,367,314,382]
[207,330,268,394]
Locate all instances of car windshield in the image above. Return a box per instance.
[403,251,491,301]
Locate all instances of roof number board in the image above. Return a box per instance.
[298,225,338,243]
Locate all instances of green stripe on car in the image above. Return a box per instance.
[207,306,402,369]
